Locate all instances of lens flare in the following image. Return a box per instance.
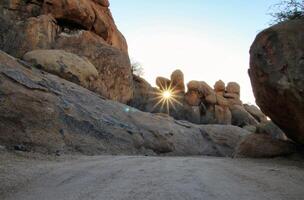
[150,82,183,114]
[162,90,172,99]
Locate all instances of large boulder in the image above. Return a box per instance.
[249,19,304,144]
[170,69,185,93]
[0,0,133,103]
[235,134,296,158]
[187,81,214,98]
[0,50,254,157]
[128,75,156,112]
[256,121,288,140]
[54,31,133,103]
[23,50,98,89]
[156,76,171,90]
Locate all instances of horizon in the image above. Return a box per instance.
[110,0,280,104]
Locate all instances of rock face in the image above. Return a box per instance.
[23,50,98,89]
[0,0,133,103]
[235,134,296,158]
[0,50,256,157]
[249,19,304,144]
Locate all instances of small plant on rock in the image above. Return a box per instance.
[269,0,304,24]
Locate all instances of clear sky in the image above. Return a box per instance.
[110,0,279,104]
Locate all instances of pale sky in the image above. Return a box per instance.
[110,0,279,104]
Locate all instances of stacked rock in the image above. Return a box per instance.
[156,70,185,94]
[131,69,287,141]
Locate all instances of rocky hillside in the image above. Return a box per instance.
[0,0,133,103]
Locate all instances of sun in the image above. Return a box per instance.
[162,90,172,99]
[149,83,183,114]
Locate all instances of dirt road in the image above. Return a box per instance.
[1,154,304,200]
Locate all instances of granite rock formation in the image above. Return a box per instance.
[0,0,133,103]
[249,19,304,144]
[0,50,253,157]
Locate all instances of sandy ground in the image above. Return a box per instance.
[0,151,304,200]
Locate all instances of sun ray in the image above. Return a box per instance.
[151,83,184,114]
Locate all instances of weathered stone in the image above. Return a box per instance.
[216,94,229,107]
[23,50,98,89]
[256,121,288,140]
[205,93,217,105]
[249,19,304,144]
[235,134,296,158]
[243,125,257,133]
[187,81,214,97]
[170,69,185,93]
[214,105,232,125]
[54,31,133,103]
[244,104,268,123]
[0,0,131,103]
[93,0,110,7]
[226,82,240,95]
[184,90,201,106]
[0,50,252,157]
[42,0,96,30]
[230,105,259,127]
[129,75,156,112]
[214,80,225,93]
[223,93,240,100]
[156,76,171,90]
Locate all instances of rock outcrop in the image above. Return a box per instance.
[23,50,99,89]
[249,19,304,144]
[0,50,255,157]
[0,0,133,103]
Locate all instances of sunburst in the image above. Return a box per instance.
[150,82,183,114]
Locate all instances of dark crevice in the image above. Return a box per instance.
[56,18,88,34]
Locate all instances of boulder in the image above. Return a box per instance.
[249,19,304,144]
[235,134,296,158]
[0,0,132,103]
[42,0,96,31]
[216,94,229,107]
[214,105,232,125]
[187,81,214,97]
[23,50,98,89]
[214,80,225,93]
[184,90,201,106]
[243,104,268,123]
[205,93,217,105]
[156,76,171,90]
[0,50,252,157]
[256,121,288,140]
[185,106,201,124]
[230,105,259,127]
[170,69,185,93]
[243,125,257,133]
[54,31,133,103]
[129,75,156,112]
[93,0,110,7]
[226,82,240,95]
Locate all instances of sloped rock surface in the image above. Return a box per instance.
[249,19,304,144]
[0,51,254,157]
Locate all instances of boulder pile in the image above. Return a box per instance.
[0,0,299,158]
[130,69,285,141]
[0,0,133,103]
[0,50,296,158]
